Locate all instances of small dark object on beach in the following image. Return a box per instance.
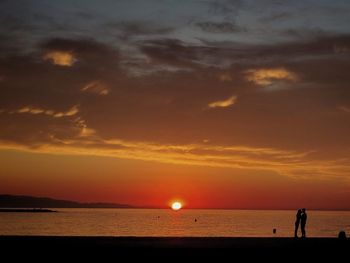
[273,228,276,234]
[195,218,197,222]
[338,231,346,239]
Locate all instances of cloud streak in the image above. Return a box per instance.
[0,136,349,181]
[208,95,237,108]
[338,105,350,114]
[2,105,79,118]
[81,81,110,95]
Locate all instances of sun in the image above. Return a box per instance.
[171,201,182,211]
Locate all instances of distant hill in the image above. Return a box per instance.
[0,194,133,208]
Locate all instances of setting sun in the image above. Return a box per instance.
[171,202,182,211]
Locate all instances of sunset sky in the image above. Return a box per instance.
[1,0,350,209]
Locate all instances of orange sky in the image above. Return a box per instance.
[1,149,349,209]
[0,0,350,209]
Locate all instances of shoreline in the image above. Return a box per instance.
[0,236,348,259]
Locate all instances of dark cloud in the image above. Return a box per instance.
[41,38,117,56]
[108,21,174,35]
[41,38,119,69]
[278,28,331,40]
[139,39,208,68]
[74,11,96,21]
[105,21,174,40]
[195,21,245,33]
[0,33,350,168]
[0,15,34,32]
[31,13,72,32]
[196,35,350,66]
[207,0,244,16]
[117,34,350,151]
[0,0,349,209]
[0,37,121,116]
[0,34,23,55]
[0,54,81,110]
[259,11,293,23]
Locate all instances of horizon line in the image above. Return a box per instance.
[2,194,349,211]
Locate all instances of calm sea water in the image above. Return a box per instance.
[0,209,349,237]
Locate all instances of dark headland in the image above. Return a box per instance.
[0,194,132,208]
[0,208,57,213]
[0,236,348,260]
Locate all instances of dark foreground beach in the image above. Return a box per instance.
[0,236,348,260]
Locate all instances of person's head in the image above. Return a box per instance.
[298,209,302,213]
[302,208,306,213]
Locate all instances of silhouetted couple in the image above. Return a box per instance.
[294,208,307,238]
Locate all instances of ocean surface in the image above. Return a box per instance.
[1,209,349,237]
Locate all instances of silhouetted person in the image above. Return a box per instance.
[338,231,346,239]
[300,208,307,238]
[294,209,302,238]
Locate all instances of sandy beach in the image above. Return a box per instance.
[0,236,348,260]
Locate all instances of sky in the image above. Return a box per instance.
[0,0,350,209]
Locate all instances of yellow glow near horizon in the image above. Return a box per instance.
[171,201,182,211]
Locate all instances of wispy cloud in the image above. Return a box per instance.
[17,106,45,114]
[337,105,350,113]
[3,105,79,118]
[81,81,110,96]
[218,73,232,82]
[137,35,350,73]
[333,44,350,54]
[208,95,237,108]
[106,21,174,40]
[43,51,76,66]
[52,105,79,118]
[246,68,298,86]
[0,137,349,181]
[195,21,244,33]
[73,117,96,137]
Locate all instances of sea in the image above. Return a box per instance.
[0,209,349,237]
